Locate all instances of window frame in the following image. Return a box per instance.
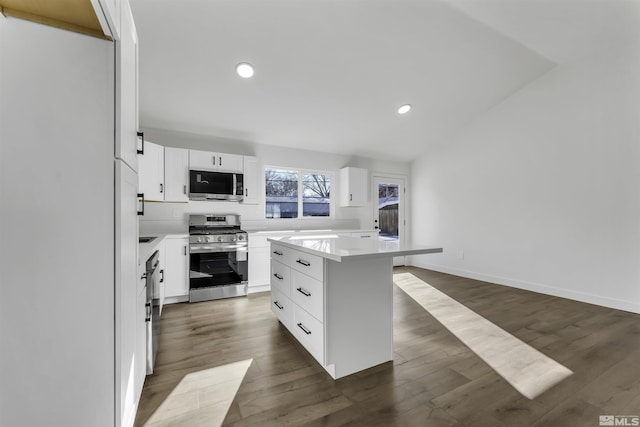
[264,165,335,220]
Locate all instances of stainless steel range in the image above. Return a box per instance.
[188,214,248,302]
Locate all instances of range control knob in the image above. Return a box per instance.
[218,236,224,242]
[231,237,236,242]
[237,235,244,241]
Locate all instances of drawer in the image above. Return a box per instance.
[292,305,324,365]
[291,269,324,322]
[271,288,293,329]
[351,231,378,239]
[270,243,289,263]
[289,250,324,281]
[270,259,291,297]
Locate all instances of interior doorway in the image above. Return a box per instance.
[372,175,406,266]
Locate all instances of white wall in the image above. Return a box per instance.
[0,18,116,426]
[139,127,410,234]
[409,41,640,313]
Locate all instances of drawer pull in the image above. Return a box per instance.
[273,273,283,280]
[297,323,312,335]
[273,250,283,256]
[296,259,311,267]
[273,301,283,310]
[360,235,371,238]
[296,287,311,297]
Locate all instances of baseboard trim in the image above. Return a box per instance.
[248,284,270,294]
[408,261,640,314]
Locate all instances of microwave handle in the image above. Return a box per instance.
[233,173,237,195]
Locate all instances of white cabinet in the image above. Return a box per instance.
[115,0,138,172]
[156,239,167,315]
[248,234,271,292]
[189,149,243,173]
[115,160,139,427]
[138,140,165,201]
[135,283,147,402]
[339,167,368,207]
[242,155,260,204]
[164,237,189,301]
[270,243,325,365]
[164,147,189,202]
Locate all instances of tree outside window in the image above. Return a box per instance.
[265,168,331,218]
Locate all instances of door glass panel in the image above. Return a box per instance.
[377,182,399,249]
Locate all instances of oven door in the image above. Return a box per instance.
[189,244,248,299]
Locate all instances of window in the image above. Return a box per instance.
[265,167,332,219]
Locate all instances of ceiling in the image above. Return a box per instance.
[129,0,639,162]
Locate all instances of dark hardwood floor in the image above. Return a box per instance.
[135,267,640,426]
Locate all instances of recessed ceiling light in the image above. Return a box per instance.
[236,62,254,78]
[398,104,411,114]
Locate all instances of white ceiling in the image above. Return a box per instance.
[129,0,639,162]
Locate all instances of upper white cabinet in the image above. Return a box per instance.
[164,147,189,202]
[189,149,243,173]
[138,141,164,201]
[339,167,369,207]
[115,1,138,172]
[242,155,260,205]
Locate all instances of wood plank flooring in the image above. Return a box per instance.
[134,267,640,426]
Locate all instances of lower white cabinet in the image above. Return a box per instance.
[248,234,271,292]
[164,147,189,202]
[156,239,166,315]
[164,236,189,301]
[135,284,147,402]
[270,243,325,366]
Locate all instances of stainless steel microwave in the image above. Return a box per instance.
[189,170,244,201]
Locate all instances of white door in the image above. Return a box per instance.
[373,176,406,266]
[164,237,189,298]
[242,155,260,204]
[218,153,244,173]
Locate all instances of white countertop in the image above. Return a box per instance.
[250,228,378,236]
[268,235,443,262]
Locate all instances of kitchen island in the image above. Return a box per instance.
[267,235,442,379]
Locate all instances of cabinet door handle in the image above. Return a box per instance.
[273,301,283,310]
[160,183,163,193]
[212,156,216,166]
[183,184,187,194]
[350,193,353,202]
[296,259,311,267]
[273,273,283,280]
[137,193,144,216]
[184,245,187,256]
[219,156,222,166]
[360,235,371,238]
[296,287,311,297]
[273,250,283,256]
[297,323,312,335]
[145,302,151,321]
[160,269,164,283]
[137,131,144,155]
[245,188,248,197]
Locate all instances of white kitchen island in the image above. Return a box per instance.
[268,235,442,379]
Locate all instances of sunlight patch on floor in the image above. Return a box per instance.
[144,359,253,427]
[394,273,572,399]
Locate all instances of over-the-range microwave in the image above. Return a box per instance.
[189,169,244,201]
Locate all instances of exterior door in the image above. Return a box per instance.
[373,176,406,266]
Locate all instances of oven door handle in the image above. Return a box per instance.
[189,244,248,253]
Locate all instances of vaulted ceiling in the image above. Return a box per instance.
[130,0,639,162]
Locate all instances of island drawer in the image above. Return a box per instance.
[291,269,324,322]
[271,288,293,330]
[292,305,324,365]
[289,250,324,281]
[270,259,291,297]
[270,243,290,262]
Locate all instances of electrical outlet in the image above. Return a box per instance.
[458,251,464,260]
